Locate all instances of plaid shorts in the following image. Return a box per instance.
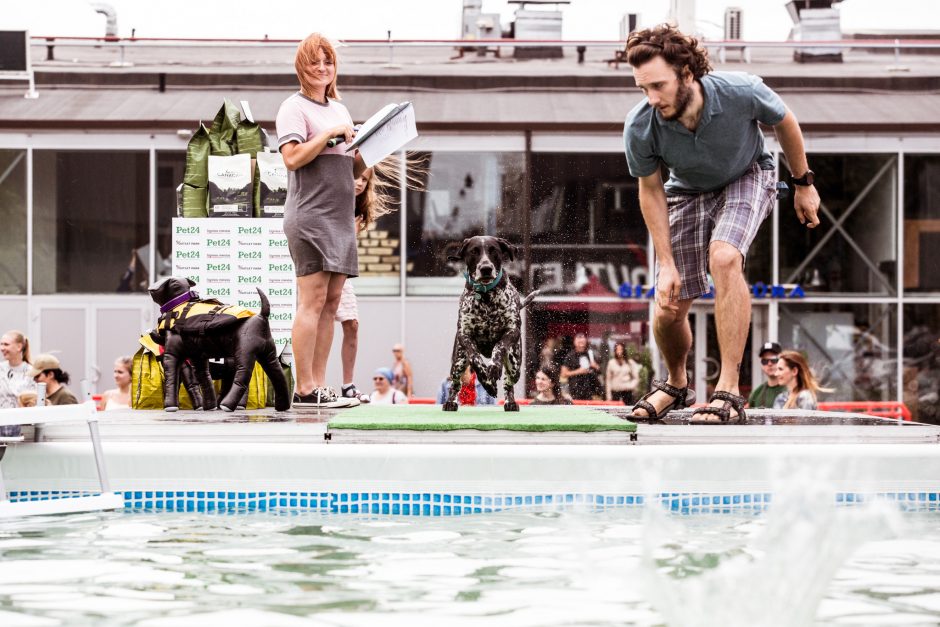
[663,163,777,300]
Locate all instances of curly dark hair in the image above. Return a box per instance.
[625,23,712,80]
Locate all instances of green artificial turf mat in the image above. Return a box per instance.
[327,404,636,432]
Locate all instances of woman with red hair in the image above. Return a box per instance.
[276,33,367,408]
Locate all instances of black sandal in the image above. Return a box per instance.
[690,391,747,425]
[630,379,693,422]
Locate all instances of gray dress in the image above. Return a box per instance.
[276,92,358,277]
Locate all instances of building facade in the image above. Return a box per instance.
[0,40,938,418]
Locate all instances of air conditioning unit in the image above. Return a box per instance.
[786,0,844,63]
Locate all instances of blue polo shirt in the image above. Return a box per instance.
[623,71,787,194]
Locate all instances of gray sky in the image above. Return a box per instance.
[9,0,939,42]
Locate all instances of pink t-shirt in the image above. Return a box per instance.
[275,92,353,153]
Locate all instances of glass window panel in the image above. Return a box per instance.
[903,154,940,294]
[778,302,897,403]
[530,153,648,296]
[903,304,940,424]
[157,151,184,285]
[406,151,524,295]
[33,150,150,294]
[526,301,651,402]
[779,154,897,295]
[0,149,27,294]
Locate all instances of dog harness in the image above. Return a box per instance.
[157,299,255,336]
[463,269,503,301]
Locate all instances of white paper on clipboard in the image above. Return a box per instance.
[347,102,418,167]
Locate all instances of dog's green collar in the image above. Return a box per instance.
[464,269,503,299]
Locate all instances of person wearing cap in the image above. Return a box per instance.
[29,354,78,406]
[370,367,408,405]
[747,342,787,409]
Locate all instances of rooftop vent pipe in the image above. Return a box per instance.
[90,3,118,40]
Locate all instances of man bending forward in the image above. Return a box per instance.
[622,24,820,424]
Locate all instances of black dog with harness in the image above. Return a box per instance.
[148,276,290,413]
[445,236,538,412]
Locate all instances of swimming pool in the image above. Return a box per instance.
[4,411,940,624]
[2,504,940,626]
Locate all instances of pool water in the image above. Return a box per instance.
[1,508,940,626]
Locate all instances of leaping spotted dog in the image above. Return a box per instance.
[444,236,538,412]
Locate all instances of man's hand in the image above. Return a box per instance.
[794,185,821,228]
[657,263,682,313]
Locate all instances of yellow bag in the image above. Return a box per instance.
[131,334,269,410]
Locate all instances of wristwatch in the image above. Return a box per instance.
[790,169,815,186]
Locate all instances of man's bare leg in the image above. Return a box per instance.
[706,240,750,418]
[631,298,693,418]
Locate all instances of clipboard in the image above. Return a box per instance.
[345,102,418,167]
[345,102,412,153]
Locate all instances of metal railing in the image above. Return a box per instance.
[30,35,940,51]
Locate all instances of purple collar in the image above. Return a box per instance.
[160,291,195,314]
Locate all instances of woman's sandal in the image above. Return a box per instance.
[630,379,694,422]
[690,390,747,425]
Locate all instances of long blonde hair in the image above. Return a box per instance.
[778,350,830,408]
[3,330,30,364]
[355,155,427,230]
[294,33,340,101]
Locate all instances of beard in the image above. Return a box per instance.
[660,80,693,121]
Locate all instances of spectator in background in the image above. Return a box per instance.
[99,356,132,411]
[561,333,601,400]
[748,341,787,408]
[532,364,572,405]
[436,366,496,406]
[1,330,32,437]
[371,367,408,405]
[336,165,398,404]
[606,342,641,405]
[772,350,829,410]
[29,354,78,406]
[0,330,32,406]
[390,343,414,399]
[539,336,560,371]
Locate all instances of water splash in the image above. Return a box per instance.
[640,460,905,627]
